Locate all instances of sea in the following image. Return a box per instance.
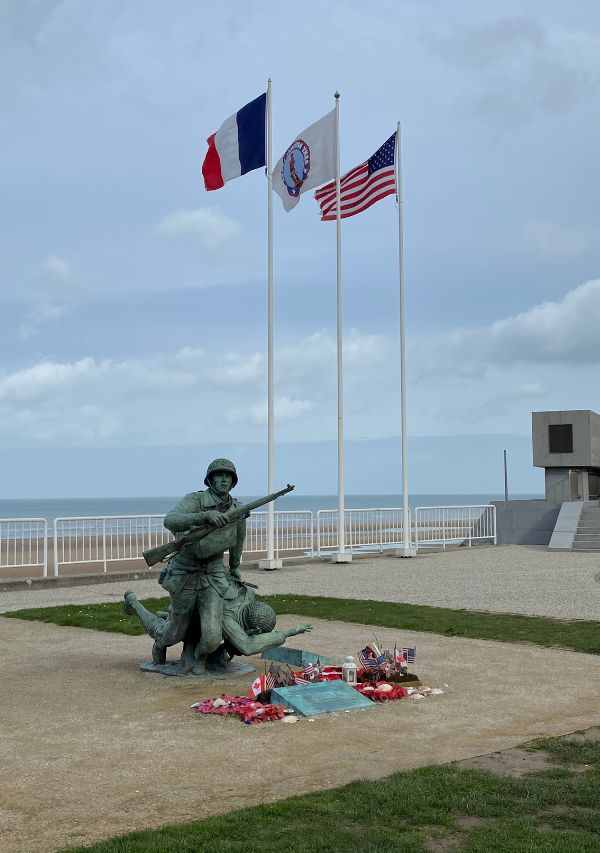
[0,493,543,526]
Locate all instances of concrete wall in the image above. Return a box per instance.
[533,410,600,469]
[491,499,562,545]
[544,468,572,502]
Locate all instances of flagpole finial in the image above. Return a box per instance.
[334,91,340,100]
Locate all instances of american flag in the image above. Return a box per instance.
[402,647,416,664]
[302,660,318,679]
[357,646,386,670]
[265,669,276,690]
[314,133,396,221]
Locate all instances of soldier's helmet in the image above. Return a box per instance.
[242,601,277,635]
[204,458,238,488]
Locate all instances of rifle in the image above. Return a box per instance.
[142,484,295,567]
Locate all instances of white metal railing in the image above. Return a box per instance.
[317,508,411,556]
[240,511,315,557]
[52,511,315,575]
[53,515,172,575]
[2,504,497,578]
[0,518,48,577]
[414,505,496,550]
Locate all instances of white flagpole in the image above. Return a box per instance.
[333,91,351,563]
[260,79,281,571]
[395,122,414,558]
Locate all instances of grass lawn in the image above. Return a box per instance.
[6,594,600,655]
[60,732,600,852]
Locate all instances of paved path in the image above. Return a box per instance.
[2,545,600,620]
[3,613,600,853]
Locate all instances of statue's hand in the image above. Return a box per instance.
[229,565,242,581]
[285,624,313,637]
[205,510,229,528]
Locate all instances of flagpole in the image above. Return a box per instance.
[333,91,351,564]
[259,79,281,570]
[395,122,414,558]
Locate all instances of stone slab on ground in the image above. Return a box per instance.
[261,646,336,666]
[2,614,600,853]
[271,681,375,716]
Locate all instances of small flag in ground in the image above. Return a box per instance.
[302,660,318,680]
[402,647,416,664]
[247,674,266,698]
[357,646,386,670]
[394,646,405,664]
[265,669,276,690]
[315,132,396,220]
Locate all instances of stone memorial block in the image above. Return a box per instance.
[260,647,336,666]
[271,681,375,717]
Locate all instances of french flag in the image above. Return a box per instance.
[202,93,266,191]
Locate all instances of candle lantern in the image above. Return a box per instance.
[342,655,358,685]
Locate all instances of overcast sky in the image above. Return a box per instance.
[1,1,599,494]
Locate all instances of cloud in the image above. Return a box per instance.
[18,254,79,340]
[417,278,600,377]
[156,208,240,252]
[0,329,386,446]
[431,17,596,123]
[520,221,588,258]
[433,16,544,71]
[225,395,314,426]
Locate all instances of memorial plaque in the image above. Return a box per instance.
[261,647,336,667]
[271,681,375,716]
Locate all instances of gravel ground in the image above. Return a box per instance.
[1,544,600,620]
[3,613,600,853]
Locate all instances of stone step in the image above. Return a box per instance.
[573,544,600,551]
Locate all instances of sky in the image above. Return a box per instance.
[1,0,599,496]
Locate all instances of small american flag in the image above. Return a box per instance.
[265,670,275,690]
[314,132,396,221]
[402,647,416,664]
[302,660,318,679]
[357,646,386,670]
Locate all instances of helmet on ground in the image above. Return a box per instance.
[242,601,277,635]
[204,458,238,488]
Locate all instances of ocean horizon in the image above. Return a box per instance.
[0,493,544,525]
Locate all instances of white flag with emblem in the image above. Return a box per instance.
[273,109,336,212]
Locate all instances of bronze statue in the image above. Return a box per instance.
[124,582,312,675]
[126,459,301,675]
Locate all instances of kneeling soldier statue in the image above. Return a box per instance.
[124,458,295,675]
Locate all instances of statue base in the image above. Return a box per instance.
[139,659,256,679]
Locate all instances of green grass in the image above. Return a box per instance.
[7,594,600,655]
[60,733,600,852]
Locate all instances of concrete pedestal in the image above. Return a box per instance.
[331,552,352,563]
[258,558,283,571]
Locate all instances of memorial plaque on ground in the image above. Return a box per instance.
[271,681,375,717]
[261,647,336,666]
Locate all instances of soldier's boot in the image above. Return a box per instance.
[152,642,167,665]
[191,641,208,675]
[123,591,164,638]
[206,644,231,672]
